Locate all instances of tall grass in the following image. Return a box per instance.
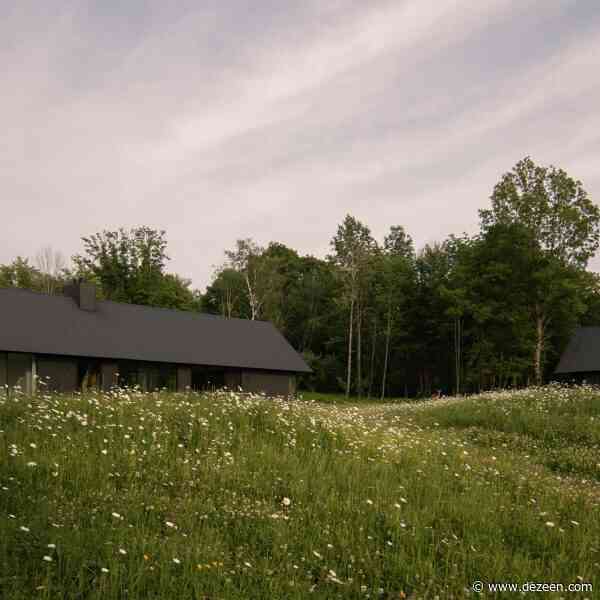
[1,385,598,598]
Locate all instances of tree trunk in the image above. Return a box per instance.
[245,273,257,320]
[367,314,377,399]
[534,306,545,386]
[380,306,392,401]
[356,295,362,398]
[345,296,355,398]
[454,317,462,396]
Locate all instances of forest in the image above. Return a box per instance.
[2,157,600,398]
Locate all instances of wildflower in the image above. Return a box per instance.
[47,543,56,549]
[19,526,30,533]
[571,520,580,526]
[101,567,109,573]
[165,520,176,528]
[366,499,373,505]
[281,497,291,507]
[244,561,252,568]
[119,548,127,555]
[172,558,181,565]
[143,554,150,561]
[545,521,556,528]
[111,512,121,519]
[101,449,108,455]
[26,461,37,467]
[43,555,53,562]
[312,550,322,559]
[30,443,37,449]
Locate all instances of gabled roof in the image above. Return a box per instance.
[0,288,310,373]
[555,326,600,374]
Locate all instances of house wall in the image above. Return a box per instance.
[101,362,119,391]
[0,352,6,390]
[0,350,301,397]
[225,370,242,390]
[241,370,294,397]
[555,371,600,385]
[37,356,78,393]
[0,352,33,394]
[177,366,191,391]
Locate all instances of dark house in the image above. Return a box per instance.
[555,326,600,384]
[0,282,310,396]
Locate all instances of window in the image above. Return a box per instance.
[191,366,225,391]
[116,361,176,392]
[78,359,102,390]
[5,353,32,394]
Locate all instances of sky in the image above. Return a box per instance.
[2,0,600,291]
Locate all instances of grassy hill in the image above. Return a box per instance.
[1,385,599,598]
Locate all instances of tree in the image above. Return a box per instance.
[411,243,454,396]
[153,273,201,311]
[72,227,200,311]
[480,158,599,383]
[329,215,377,398]
[73,227,169,303]
[35,246,66,295]
[224,239,272,320]
[480,156,600,268]
[0,257,43,291]
[203,267,248,318]
[378,226,414,400]
[439,235,473,395]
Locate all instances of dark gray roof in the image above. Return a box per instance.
[0,288,310,373]
[555,327,600,374]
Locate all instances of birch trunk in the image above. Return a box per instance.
[454,317,462,396]
[367,315,377,399]
[380,305,392,401]
[356,295,362,398]
[345,296,354,398]
[534,306,545,386]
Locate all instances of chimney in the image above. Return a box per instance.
[64,279,97,311]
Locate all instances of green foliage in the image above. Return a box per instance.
[2,156,598,397]
[73,227,169,302]
[0,257,43,291]
[203,267,249,318]
[1,387,598,598]
[480,156,600,267]
[72,227,199,311]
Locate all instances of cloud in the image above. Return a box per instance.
[1,0,599,288]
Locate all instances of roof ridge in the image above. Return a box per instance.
[0,287,54,297]
[97,297,272,324]
[0,286,273,325]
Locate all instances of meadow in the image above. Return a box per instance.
[1,384,599,598]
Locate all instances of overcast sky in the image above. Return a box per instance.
[2,0,599,290]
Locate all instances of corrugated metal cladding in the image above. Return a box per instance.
[0,288,310,374]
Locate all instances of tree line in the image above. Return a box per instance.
[2,157,599,397]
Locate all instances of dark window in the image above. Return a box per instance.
[191,366,225,391]
[116,361,176,392]
[6,353,32,393]
[78,359,102,390]
[0,352,6,390]
[36,356,78,393]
